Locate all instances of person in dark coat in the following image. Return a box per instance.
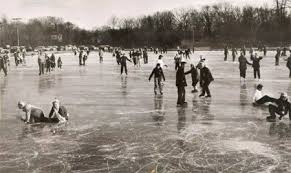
[224,46,228,61]
[57,57,62,69]
[238,52,252,81]
[45,53,51,73]
[149,63,165,95]
[120,53,132,75]
[174,52,182,70]
[263,46,267,56]
[199,61,214,97]
[176,60,187,106]
[143,49,148,64]
[0,53,8,76]
[250,53,263,80]
[255,92,291,122]
[285,53,291,78]
[185,64,199,93]
[50,53,56,70]
[275,49,280,66]
[115,50,121,65]
[232,47,237,62]
[79,50,83,65]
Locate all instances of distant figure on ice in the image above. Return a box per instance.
[251,53,263,80]
[185,63,199,93]
[185,49,191,59]
[238,52,252,81]
[82,51,88,65]
[174,52,182,70]
[48,99,69,123]
[99,48,104,63]
[149,63,165,95]
[0,52,8,76]
[224,46,229,61]
[45,53,51,73]
[57,57,62,69]
[176,59,187,106]
[143,49,148,64]
[263,45,267,56]
[120,53,132,75]
[285,53,291,78]
[241,45,246,56]
[199,61,214,98]
[275,49,280,66]
[50,53,56,70]
[18,101,48,124]
[79,50,83,65]
[38,51,45,76]
[232,47,237,61]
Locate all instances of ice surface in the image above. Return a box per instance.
[1,50,291,172]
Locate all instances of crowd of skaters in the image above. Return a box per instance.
[2,44,291,123]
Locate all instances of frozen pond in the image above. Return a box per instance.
[1,50,291,172]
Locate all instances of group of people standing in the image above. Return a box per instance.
[147,50,214,107]
[38,51,62,75]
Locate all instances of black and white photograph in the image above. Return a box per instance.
[1,0,291,172]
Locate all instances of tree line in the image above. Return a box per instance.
[0,1,290,49]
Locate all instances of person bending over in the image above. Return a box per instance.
[48,99,69,123]
[18,101,49,123]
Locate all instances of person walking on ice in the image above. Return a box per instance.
[251,53,263,80]
[149,63,166,95]
[176,59,187,106]
[238,52,252,82]
[185,63,199,93]
[199,60,214,98]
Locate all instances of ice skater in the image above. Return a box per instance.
[57,57,62,69]
[154,55,168,68]
[99,48,104,63]
[38,51,45,76]
[174,52,182,70]
[285,53,291,78]
[232,47,237,62]
[176,59,187,106]
[251,53,263,80]
[0,53,8,76]
[199,61,214,98]
[185,63,199,93]
[275,49,280,66]
[238,52,252,81]
[224,46,229,61]
[149,63,166,95]
[120,53,132,75]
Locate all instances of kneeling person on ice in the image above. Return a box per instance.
[18,101,49,123]
[48,99,69,123]
[149,63,165,95]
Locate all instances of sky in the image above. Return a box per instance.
[0,0,273,30]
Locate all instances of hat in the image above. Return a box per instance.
[18,101,25,108]
[280,92,288,98]
[257,84,263,89]
[158,55,163,59]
